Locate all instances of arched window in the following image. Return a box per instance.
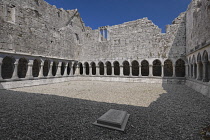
[67,62,71,75]
[18,58,28,78]
[141,60,149,76]
[153,59,161,76]
[175,59,185,77]
[132,60,139,76]
[73,63,77,75]
[99,62,104,75]
[106,61,112,75]
[91,62,96,75]
[197,53,203,80]
[43,60,50,77]
[61,62,65,76]
[2,56,15,79]
[32,59,41,77]
[114,61,120,75]
[52,61,58,76]
[79,63,83,75]
[164,59,173,77]
[84,62,89,75]
[202,51,209,82]
[123,61,130,76]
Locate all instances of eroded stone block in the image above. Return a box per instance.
[93,109,130,131]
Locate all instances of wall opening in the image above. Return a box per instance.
[18,58,28,78]
[43,60,50,77]
[153,59,161,76]
[61,62,65,76]
[123,61,130,76]
[99,62,104,75]
[131,60,139,76]
[79,63,83,75]
[2,56,15,79]
[67,63,71,75]
[91,62,96,75]
[141,60,149,76]
[52,61,58,76]
[85,62,89,75]
[32,59,40,77]
[175,59,185,77]
[164,59,173,77]
[114,61,120,75]
[106,61,112,75]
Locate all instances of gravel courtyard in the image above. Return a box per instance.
[1,81,210,139]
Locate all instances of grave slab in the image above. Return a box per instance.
[93,109,130,131]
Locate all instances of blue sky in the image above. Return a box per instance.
[45,0,191,32]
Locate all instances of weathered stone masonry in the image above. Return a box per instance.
[0,0,209,97]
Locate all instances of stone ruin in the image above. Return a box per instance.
[0,0,209,97]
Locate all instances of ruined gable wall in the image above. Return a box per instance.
[0,0,84,59]
[80,13,186,62]
[186,0,210,54]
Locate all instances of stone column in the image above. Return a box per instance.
[188,64,191,78]
[196,62,201,80]
[139,65,142,77]
[26,60,33,79]
[56,62,62,77]
[185,64,188,78]
[48,61,53,78]
[38,62,44,78]
[96,66,99,76]
[120,65,123,76]
[75,65,80,76]
[202,61,209,82]
[70,64,74,76]
[192,63,195,79]
[129,66,132,76]
[12,59,19,80]
[112,66,114,76]
[63,63,68,77]
[149,65,153,77]
[0,58,3,81]
[104,66,107,76]
[83,65,86,76]
[161,65,164,77]
[89,66,92,76]
[172,64,176,78]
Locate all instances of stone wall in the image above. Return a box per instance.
[0,0,85,60]
[79,13,186,62]
[186,0,210,54]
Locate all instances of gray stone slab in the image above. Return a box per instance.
[93,109,130,131]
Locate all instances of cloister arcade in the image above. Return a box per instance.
[187,50,210,82]
[0,49,209,84]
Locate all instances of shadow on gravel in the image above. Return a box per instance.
[0,86,210,140]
